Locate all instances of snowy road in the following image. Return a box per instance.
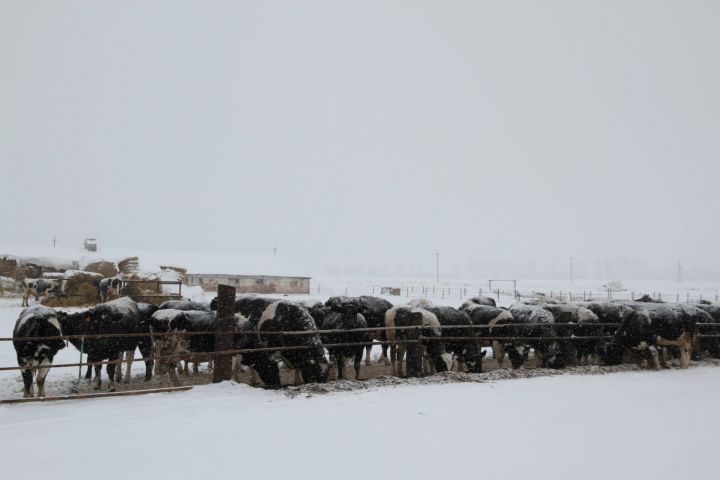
[1,366,719,479]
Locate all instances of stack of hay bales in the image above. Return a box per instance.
[0,256,18,279]
[43,270,103,307]
[83,260,119,278]
[118,257,140,277]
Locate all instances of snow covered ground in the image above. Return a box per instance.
[2,295,720,478]
[1,364,719,479]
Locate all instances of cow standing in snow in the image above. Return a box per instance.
[99,277,122,303]
[507,304,570,369]
[601,302,705,369]
[21,278,62,307]
[13,306,66,397]
[58,297,153,390]
[464,304,514,367]
[319,299,372,380]
[325,296,393,366]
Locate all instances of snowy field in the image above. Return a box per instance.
[1,365,719,479]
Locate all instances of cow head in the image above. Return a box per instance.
[506,345,525,369]
[597,342,623,365]
[297,350,329,384]
[464,349,487,373]
[543,341,570,369]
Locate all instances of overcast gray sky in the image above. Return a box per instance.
[1,1,719,279]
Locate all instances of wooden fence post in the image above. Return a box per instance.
[213,284,236,383]
[405,324,423,377]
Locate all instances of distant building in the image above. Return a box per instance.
[185,273,310,294]
[83,238,97,252]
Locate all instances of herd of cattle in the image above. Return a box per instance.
[11,293,720,398]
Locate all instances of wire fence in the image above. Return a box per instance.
[4,322,720,373]
[312,284,720,305]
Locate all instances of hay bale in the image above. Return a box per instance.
[121,273,161,298]
[84,260,119,278]
[0,276,17,296]
[62,270,103,297]
[159,265,188,276]
[17,263,43,280]
[0,257,17,279]
[118,257,140,277]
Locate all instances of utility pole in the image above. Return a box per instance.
[52,235,56,248]
[273,245,277,256]
[435,251,439,283]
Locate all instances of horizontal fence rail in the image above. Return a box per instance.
[5,321,720,343]
[3,321,719,373]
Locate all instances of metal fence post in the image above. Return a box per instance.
[213,284,235,383]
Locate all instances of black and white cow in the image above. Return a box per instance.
[419,305,485,373]
[21,278,62,307]
[507,304,570,369]
[600,302,705,369]
[256,300,329,385]
[319,299,372,380]
[325,296,393,366]
[691,303,720,358]
[391,306,448,376]
[460,296,497,311]
[98,277,122,303]
[541,304,600,365]
[57,297,153,390]
[465,304,514,367]
[13,306,66,397]
[150,308,236,386]
[159,299,213,372]
[211,296,330,387]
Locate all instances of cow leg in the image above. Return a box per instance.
[21,368,33,398]
[107,354,119,391]
[123,349,135,383]
[168,366,181,387]
[85,366,92,381]
[192,360,199,375]
[380,341,390,365]
[534,349,545,368]
[354,351,362,380]
[390,343,398,375]
[337,356,345,380]
[114,352,124,383]
[364,345,372,366]
[328,355,337,381]
[294,368,302,386]
[138,341,153,382]
[648,346,661,369]
[658,348,670,369]
[35,359,51,397]
[91,357,103,389]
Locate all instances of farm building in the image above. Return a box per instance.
[185,273,310,294]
